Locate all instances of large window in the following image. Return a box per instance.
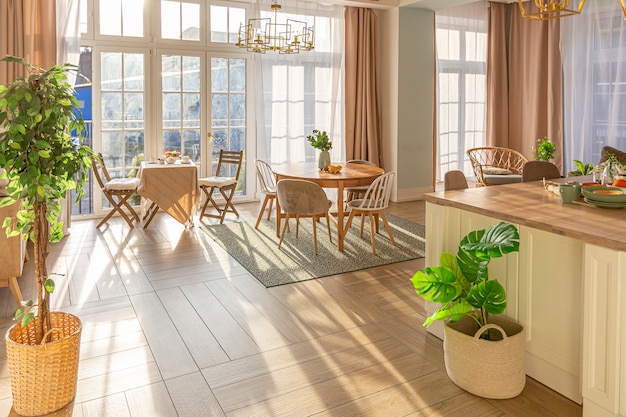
[435,4,487,181]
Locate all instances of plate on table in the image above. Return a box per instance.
[581,185,626,203]
[584,197,626,208]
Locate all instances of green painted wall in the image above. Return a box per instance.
[397,7,435,194]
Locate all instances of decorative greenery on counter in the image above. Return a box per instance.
[568,160,594,177]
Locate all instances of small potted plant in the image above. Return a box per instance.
[306,129,332,170]
[532,137,556,161]
[410,221,525,399]
[0,55,94,415]
[567,159,594,177]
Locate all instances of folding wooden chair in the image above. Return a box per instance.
[199,150,244,224]
[91,153,140,229]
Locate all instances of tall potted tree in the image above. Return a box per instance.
[0,55,94,416]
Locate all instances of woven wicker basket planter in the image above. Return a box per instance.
[5,311,82,416]
[443,315,526,399]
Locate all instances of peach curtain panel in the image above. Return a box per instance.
[0,0,56,84]
[487,1,563,170]
[344,7,384,168]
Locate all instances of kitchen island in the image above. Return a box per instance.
[423,178,626,417]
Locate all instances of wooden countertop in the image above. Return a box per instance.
[423,177,626,252]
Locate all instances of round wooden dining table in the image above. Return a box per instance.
[272,162,384,251]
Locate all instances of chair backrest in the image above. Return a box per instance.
[91,152,110,189]
[522,160,561,182]
[467,147,528,186]
[353,171,395,211]
[215,150,244,180]
[444,170,469,191]
[255,159,276,194]
[346,159,376,166]
[276,179,329,216]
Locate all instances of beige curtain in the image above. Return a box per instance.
[486,1,563,170]
[486,2,509,148]
[344,7,383,167]
[0,0,56,84]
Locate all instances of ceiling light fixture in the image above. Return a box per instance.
[518,0,626,20]
[236,0,314,54]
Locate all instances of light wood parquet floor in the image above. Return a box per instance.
[0,200,582,417]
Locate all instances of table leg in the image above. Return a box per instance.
[275,196,281,237]
[337,183,345,251]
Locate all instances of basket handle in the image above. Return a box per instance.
[473,323,507,341]
[42,327,64,345]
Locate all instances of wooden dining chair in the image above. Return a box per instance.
[254,159,277,229]
[91,152,140,229]
[344,171,396,255]
[522,160,561,182]
[276,179,332,255]
[199,150,244,224]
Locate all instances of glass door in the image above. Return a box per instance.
[207,54,251,197]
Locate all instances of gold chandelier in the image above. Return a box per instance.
[236,0,314,54]
[518,0,626,20]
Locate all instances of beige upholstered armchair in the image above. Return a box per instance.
[466,147,528,187]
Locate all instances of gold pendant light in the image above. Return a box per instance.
[236,0,314,54]
[518,0,626,20]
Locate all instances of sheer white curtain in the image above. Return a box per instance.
[435,1,488,181]
[56,0,81,78]
[254,0,344,165]
[562,0,626,172]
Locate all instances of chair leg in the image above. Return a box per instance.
[278,214,291,250]
[312,217,318,255]
[368,212,377,255]
[98,192,135,229]
[379,212,396,246]
[255,195,271,229]
[266,197,274,220]
[325,213,332,243]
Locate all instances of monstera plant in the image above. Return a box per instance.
[410,221,520,338]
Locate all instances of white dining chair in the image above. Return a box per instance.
[254,159,277,229]
[344,171,396,255]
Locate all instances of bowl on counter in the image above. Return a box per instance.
[581,185,626,203]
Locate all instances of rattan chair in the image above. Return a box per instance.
[254,159,277,229]
[444,170,469,191]
[199,150,244,224]
[466,147,528,187]
[276,179,332,255]
[91,152,140,229]
[344,171,396,255]
[522,160,561,182]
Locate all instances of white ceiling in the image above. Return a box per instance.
[339,0,516,11]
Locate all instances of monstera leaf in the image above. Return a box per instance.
[423,299,473,327]
[466,279,507,315]
[411,264,462,304]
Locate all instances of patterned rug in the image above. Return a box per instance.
[201,214,425,287]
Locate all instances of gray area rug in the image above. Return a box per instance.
[201,214,425,287]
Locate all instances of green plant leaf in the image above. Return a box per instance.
[44,279,55,293]
[21,312,35,328]
[466,279,507,314]
[411,266,461,303]
[423,299,473,327]
[461,221,520,260]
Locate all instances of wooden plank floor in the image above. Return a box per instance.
[0,200,582,417]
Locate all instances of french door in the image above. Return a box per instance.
[90,48,253,216]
